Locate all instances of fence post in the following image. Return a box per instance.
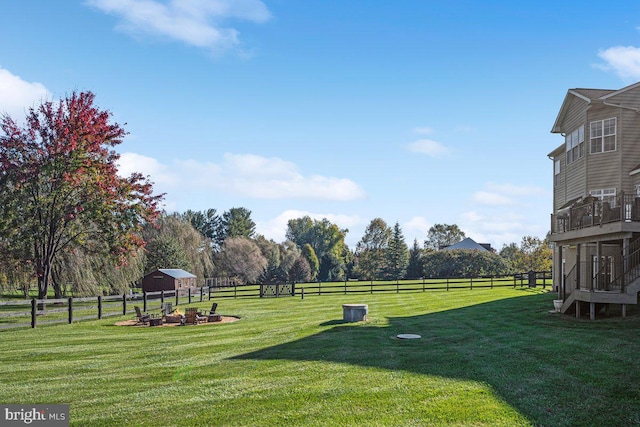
[31,298,37,328]
[200,287,204,302]
[143,292,147,312]
[176,289,180,307]
[68,297,73,324]
[161,290,165,307]
[301,287,304,300]
[396,279,400,294]
[98,296,102,319]
[189,288,193,305]
[122,294,127,316]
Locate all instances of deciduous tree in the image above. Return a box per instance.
[423,249,511,278]
[217,237,267,284]
[289,256,311,284]
[286,216,348,281]
[354,218,391,280]
[0,91,162,299]
[424,224,465,250]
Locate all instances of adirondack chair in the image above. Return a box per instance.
[161,302,174,317]
[206,302,221,322]
[185,307,207,325]
[134,306,150,325]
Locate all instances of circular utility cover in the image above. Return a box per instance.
[396,334,421,339]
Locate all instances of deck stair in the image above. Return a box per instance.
[560,243,640,317]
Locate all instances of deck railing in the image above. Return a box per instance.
[551,193,640,234]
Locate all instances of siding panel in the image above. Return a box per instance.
[560,95,588,203]
[586,105,621,193]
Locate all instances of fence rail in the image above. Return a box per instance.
[207,272,551,299]
[0,272,550,330]
[0,286,212,330]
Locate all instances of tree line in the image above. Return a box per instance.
[0,91,551,298]
[147,212,551,287]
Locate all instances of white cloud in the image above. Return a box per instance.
[483,182,547,197]
[256,209,363,243]
[407,139,450,157]
[412,126,433,135]
[596,46,640,80]
[86,0,271,52]
[0,66,50,120]
[472,191,514,206]
[460,211,483,222]
[117,151,366,201]
[459,211,538,250]
[462,182,550,248]
[403,216,432,237]
[472,182,548,206]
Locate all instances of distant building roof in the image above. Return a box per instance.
[441,237,490,252]
[157,269,196,279]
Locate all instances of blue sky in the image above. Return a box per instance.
[2,1,640,249]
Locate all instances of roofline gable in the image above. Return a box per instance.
[551,91,590,134]
[600,81,640,100]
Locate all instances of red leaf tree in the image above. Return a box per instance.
[0,91,163,299]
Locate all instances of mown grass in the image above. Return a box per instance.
[2,288,640,426]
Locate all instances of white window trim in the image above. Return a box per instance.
[589,117,617,154]
[566,126,584,165]
[589,188,617,207]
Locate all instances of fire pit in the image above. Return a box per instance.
[149,317,163,326]
[165,308,185,325]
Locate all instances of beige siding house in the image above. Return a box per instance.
[549,81,640,319]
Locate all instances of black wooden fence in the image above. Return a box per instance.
[0,286,211,330]
[0,272,551,329]
[209,271,552,299]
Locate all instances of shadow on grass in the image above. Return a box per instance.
[232,291,640,426]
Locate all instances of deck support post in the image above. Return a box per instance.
[622,304,627,318]
[590,302,595,320]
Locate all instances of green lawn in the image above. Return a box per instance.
[2,288,640,426]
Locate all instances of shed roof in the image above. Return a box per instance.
[441,237,489,252]
[157,269,196,279]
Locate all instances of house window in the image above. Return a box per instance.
[589,188,617,209]
[554,159,561,186]
[590,118,616,154]
[565,126,584,164]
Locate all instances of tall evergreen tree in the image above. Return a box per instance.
[405,239,424,279]
[221,207,256,242]
[382,222,409,280]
